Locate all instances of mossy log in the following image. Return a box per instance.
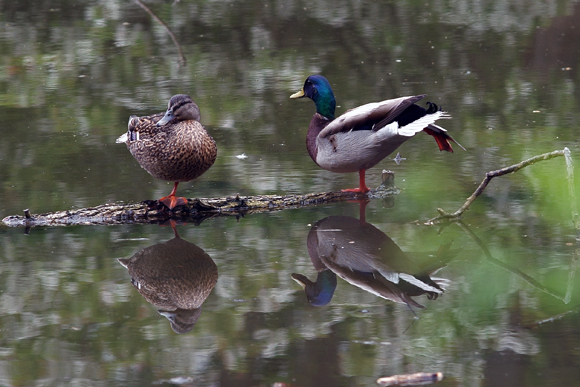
[2,171,398,228]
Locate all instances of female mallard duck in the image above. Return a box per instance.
[118,225,218,334]
[116,94,217,209]
[290,75,465,193]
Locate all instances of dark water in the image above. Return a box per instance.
[1,1,580,386]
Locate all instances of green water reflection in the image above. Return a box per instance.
[1,0,580,386]
[1,201,580,386]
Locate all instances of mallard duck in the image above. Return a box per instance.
[116,94,217,209]
[118,226,218,334]
[290,75,465,193]
[292,216,451,308]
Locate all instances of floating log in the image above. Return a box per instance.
[377,371,443,386]
[2,171,399,228]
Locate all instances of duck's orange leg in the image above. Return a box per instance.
[158,182,188,209]
[342,170,370,194]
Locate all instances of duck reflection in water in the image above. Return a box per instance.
[118,224,218,334]
[292,215,453,309]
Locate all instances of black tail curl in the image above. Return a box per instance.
[425,101,440,114]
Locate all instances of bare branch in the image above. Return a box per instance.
[427,148,574,224]
[133,0,187,65]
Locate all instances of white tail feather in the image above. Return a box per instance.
[396,111,448,137]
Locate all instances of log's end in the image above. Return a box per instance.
[2,214,32,228]
[381,170,395,188]
[2,209,36,227]
[367,170,400,199]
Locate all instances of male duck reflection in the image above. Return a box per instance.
[292,216,454,309]
[118,225,218,334]
[291,75,465,192]
[116,94,217,209]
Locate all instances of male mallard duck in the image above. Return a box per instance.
[292,216,451,308]
[290,75,465,193]
[116,94,217,209]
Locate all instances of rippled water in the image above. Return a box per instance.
[1,1,580,386]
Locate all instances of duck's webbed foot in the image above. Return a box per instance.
[158,195,188,210]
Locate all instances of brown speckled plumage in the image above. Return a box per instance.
[118,236,218,311]
[127,113,216,182]
[118,233,218,334]
[117,95,217,207]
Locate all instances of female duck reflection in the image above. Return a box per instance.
[292,216,454,309]
[118,225,217,334]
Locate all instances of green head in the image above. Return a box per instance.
[290,75,336,119]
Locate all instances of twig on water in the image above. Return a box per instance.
[427,148,576,225]
[133,0,187,65]
[429,147,579,308]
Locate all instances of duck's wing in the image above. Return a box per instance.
[319,95,426,139]
[116,115,142,143]
[117,113,165,144]
[127,115,141,141]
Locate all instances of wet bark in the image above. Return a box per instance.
[2,171,399,228]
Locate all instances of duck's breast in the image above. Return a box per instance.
[129,121,217,182]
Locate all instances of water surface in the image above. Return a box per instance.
[1,1,580,386]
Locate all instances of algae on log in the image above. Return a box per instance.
[2,172,399,228]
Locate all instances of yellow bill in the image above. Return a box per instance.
[290,88,305,99]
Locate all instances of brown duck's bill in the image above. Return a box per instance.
[290,88,305,99]
[156,109,174,126]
